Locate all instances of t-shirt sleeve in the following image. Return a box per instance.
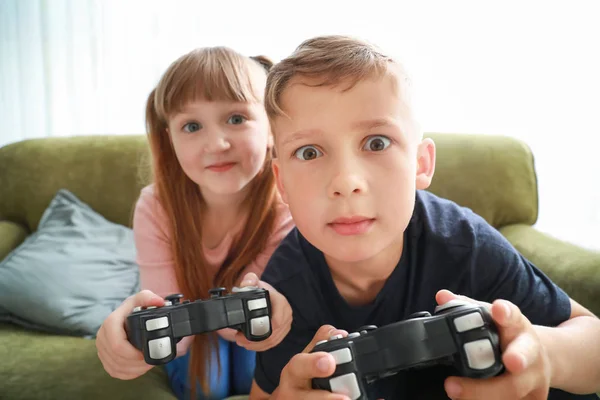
[469,218,571,327]
[132,186,180,298]
[241,202,294,281]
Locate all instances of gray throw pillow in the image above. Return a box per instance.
[0,189,140,338]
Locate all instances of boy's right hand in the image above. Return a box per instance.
[96,290,165,380]
[270,325,351,400]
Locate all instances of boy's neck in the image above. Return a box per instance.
[325,233,404,306]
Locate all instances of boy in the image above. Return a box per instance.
[250,35,600,399]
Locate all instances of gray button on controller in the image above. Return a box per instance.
[454,312,484,332]
[247,298,267,311]
[148,337,171,360]
[329,373,361,400]
[464,338,495,370]
[250,316,270,336]
[145,316,169,332]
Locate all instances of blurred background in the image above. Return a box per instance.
[1,0,598,250]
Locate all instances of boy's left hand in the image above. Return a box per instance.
[234,272,293,352]
[436,290,552,400]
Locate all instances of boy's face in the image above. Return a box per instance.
[272,73,435,264]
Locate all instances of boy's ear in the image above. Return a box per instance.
[272,159,289,204]
[416,138,436,190]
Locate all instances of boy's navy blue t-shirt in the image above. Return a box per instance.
[255,190,595,399]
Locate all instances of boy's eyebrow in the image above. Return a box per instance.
[281,118,403,147]
[351,117,400,132]
[281,129,322,147]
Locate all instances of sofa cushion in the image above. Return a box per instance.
[0,189,139,337]
[0,323,176,399]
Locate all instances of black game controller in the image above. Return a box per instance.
[125,286,272,365]
[311,300,504,400]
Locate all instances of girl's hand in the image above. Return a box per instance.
[96,290,165,379]
[234,272,293,352]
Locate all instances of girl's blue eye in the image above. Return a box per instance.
[227,114,247,125]
[363,135,391,151]
[294,145,323,161]
[183,122,201,133]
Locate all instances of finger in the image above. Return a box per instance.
[491,300,532,347]
[236,321,291,351]
[240,272,260,287]
[303,325,347,353]
[290,389,350,400]
[107,290,165,342]
[445,372,536,400]
[435,289,460,305]
[281,352,337,390]
[435,290,491,309]
[502,332,540,374]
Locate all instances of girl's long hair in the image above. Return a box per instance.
[144,47,276,396]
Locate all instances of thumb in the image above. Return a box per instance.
[240,272,260,287]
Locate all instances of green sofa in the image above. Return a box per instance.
[0,133,598,399]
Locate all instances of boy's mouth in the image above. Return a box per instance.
[327,216,375,236]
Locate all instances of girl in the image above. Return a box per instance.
[96,47,294,400]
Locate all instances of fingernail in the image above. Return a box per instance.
[317,356,330,372]
[445,380,462,398]
[518,352,528,370]
[242,278,256,286]
[502,302,512,319]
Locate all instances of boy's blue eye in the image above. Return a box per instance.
[294,145,323,161]
[363,135,391,151]
[183,122,201,133]
[227,114,247,125]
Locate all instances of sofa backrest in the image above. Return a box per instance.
[0,133,538,233]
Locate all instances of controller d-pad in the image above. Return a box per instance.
[464,339,495,370]
[453,312,484,332]
[329,373,361,400]
[145,316,169,332]
[247,298,267,311]
[330,348,352,365]
[148,337,172,360]
[250,316,270,336]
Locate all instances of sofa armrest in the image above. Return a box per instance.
[0,221,28,262]
[500,224,600,317]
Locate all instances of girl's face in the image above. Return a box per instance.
[167,98,270,203]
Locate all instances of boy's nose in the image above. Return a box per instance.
[328,172,367,198]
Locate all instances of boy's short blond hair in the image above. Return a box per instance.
[265,35,411,123]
